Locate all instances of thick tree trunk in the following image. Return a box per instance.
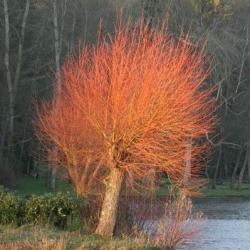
[95,167,124,236]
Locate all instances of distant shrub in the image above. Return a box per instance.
[0,187,83,229]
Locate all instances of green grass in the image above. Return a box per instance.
[0,225,156,250]
[15,175,73,196]
[157,179,250,198]
[12,175,250,199]
[201,182,250,198]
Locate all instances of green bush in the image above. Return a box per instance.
[0,187,20,225]
[25,192,82,228]
[0,187,83,229]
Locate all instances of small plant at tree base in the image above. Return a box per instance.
[35,17,216,236]
[131,187,204,250]
[154,188,204,249]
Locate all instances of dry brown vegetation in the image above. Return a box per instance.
[0,238,66,250]
[123,188,205,250]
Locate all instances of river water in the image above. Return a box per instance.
[177,198,250,250]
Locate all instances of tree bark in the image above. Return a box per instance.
[53,0,62,86]
[248,150,250,183]
[231,147,243,189]
[14,0,30,89]
[50,167,57,190]
[238,147,248,189]
[212,144,222,189]
[95,167,124,236]
[48,0,65,190]
[224,163,228,179]
[3,0,14,142]
[3,0,30,167]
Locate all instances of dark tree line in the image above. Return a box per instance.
[1,0,250,190]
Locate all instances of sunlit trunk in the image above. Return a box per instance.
[95,167,124,236]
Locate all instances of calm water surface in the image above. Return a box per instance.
[177,198,250,250]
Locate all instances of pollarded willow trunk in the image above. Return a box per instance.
[95,167,124,236]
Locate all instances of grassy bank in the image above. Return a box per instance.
[157,179,250,198]
[15,176,73,196]
[14,176,250,198]
[0,225,155,250]
[201,182,250,198]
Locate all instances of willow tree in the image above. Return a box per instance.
[35,19,215,236]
